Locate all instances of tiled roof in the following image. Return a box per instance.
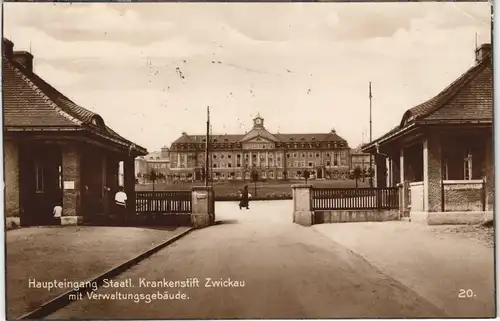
[363,49,492,152]
[3,52,147,155]
[172,131,348,146]
[403,52,492,124]
[275,132,346,143]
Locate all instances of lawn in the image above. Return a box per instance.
[136,179,371,200]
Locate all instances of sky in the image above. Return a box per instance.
[4,2,491,152]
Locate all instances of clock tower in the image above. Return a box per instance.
[253,113,264,128]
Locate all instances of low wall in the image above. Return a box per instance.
[410,182,424,212]
[427,211,493,225]
[443,180,484,212]
[314,209,399,224]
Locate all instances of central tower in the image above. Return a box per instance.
[253,113,264,128]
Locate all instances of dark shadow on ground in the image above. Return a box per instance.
[214,219,239,225]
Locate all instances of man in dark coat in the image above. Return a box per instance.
[239,185,250,210]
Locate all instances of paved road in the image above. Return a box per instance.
[49,200,446,319]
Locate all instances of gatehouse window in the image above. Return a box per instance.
[464,149,473,180]
[35,162,44,193]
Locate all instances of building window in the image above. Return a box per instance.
[301,161,306,167]
[294,161,299,167]
[293,153,297,158]
[316,153,320,158]
[308,153,313,158]
[213,155,217,159]
[308,162,313,167]
[228,164,232,168]
[221,155,225,159]
[326,160,331,166]
[464,149,473,180]
[35,162,44,193]
[228,155,232,158]
[333,153,339,166]
[269,171,274,179]
[443,156,449,180]
[302,153,306,157]
[213,164,217,168]
[287,154,290,158]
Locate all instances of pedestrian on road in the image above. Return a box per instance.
[114,186,128,223]
[239,185,250,210]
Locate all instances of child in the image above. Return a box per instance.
[53,204,62,225]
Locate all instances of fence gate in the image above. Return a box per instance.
[311,187,399,211]
[135,191,192,226]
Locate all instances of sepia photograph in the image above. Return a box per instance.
[2,1,495,319]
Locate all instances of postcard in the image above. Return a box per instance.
[2,2,494,319]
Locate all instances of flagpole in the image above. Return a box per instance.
[205,106,210,187]
[369,82,374,188]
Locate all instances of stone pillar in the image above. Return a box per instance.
[257,152,261,167]
[266,151,269,168]
[177,153,181,169]
[61,144,83,225]
[123,156,135,222]
[385,158,391,187]
[400,148,405,184]
[4,140,20,228]
[191,186,214,228]
[292,184,313,226]
[423,135,443,212]
[484,135,494,211]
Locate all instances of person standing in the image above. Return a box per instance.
[239,185,250,210]
[114,186,128,223]
[53,204,62,225]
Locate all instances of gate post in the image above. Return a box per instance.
[292,184,313,226]
[191,186,214,229]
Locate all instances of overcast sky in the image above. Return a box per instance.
[4,2,491,152]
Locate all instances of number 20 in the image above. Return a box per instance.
[459,289,475,298]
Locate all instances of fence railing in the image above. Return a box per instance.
[311,187,399,210]
[136,191,192,214]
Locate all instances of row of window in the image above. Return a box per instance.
[171,142,346,151]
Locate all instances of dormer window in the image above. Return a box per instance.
[90,115,105,129]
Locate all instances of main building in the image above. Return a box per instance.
[168,115,351,181]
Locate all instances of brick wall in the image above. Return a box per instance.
[444,182,484,212]
[62,145,81,217]
[4,140,20,217]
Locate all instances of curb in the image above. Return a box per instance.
[19,227,194,319]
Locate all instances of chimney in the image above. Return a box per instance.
[13,51,34,73]
[3,38,13,59]
[475,43,491,64]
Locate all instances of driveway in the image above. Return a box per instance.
[48,200,445,319]
[313,221,495,318]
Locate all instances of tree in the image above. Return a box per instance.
[250,168,259,197]
[230,172,236,186]
[366,167,375,188]
[353,166,362,189]
[149,168,158,191]
[187,173,193,182]
[303,169,311,184]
